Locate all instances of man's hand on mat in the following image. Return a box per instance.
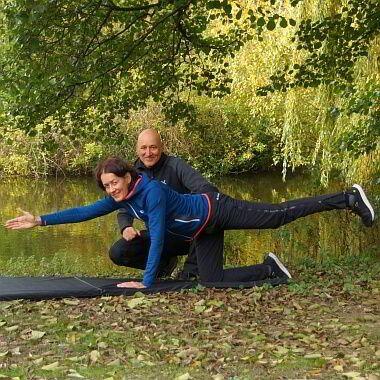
[117,281,146,288]
[5,209,41,230]
[122,227,140,241]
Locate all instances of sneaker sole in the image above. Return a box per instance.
[268,252,292,279]
[353,184,375,223]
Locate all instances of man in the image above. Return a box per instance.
[109,128,219,278]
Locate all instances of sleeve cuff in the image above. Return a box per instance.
[39,216,48,226]
[142,280,153,287]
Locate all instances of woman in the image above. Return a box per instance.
[5,157,375,288]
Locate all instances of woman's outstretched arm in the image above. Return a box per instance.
[5,198,120,229]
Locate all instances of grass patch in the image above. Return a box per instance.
[273,356,328,376]
[0,251,379,379]
[0,251,138,277]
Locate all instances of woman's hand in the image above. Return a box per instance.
[116,281,146,289]
[5,210,41,230]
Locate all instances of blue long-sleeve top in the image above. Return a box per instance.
[40,174,211,287]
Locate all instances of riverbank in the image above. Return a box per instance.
[2,172,379,277]
[0,253,379,380]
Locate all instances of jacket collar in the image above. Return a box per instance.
[122,174,153,201]
[135,153,168,172]
[124,175,143,201]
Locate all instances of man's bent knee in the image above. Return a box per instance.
[108,238,131,266]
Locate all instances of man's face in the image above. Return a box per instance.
[136,132,162,168]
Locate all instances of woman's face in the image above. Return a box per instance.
[101,172,131,202]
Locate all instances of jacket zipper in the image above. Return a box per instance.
[127,204,142,220]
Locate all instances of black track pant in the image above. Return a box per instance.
[196,191,348,283]
[110,230,270,280]
[109,231,198,275]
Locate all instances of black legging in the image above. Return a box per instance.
[196,191,347,282]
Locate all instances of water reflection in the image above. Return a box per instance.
[0,173,378,276]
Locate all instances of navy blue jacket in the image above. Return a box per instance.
[41,174,211,286]
[118,154,218,232]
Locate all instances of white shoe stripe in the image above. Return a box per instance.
[268,252,292,279]
[353,184,375,221]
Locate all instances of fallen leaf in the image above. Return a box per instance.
[343,372,361,378]
[66,332,79,344]
[207,300,224,308]
[194,305,206,313]
[98,341,108,349]
[5,325,18,332]
[90,350,100,363]
[175,373,191,380]
[107,359,121,366]
[41,361,60,371]
[276,346,289,355]
[67,370,85,378]
[292,348,305,353]
[304,353,322,359]
[63,299,80,306]
[11,347,20,355]
[127,298,145,309]
[30,330,46,340]
[46,317,58,324]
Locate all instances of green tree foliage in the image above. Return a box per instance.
[238,0,379,187]
[0,0,378,186]
[257,0,380,95]
[0,0,240,127]
[0,0,303,130]
[0,109,136,177]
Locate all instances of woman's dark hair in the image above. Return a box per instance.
[94,157,138,190]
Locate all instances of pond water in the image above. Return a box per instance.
[0,172,378,276]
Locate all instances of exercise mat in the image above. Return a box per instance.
[0,276,288,301]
